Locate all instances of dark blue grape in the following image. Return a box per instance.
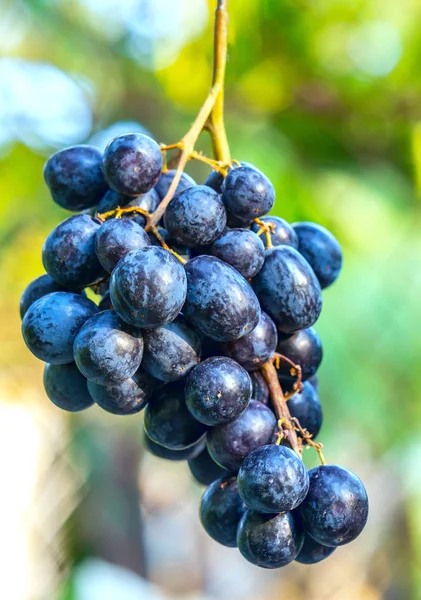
[252,246,322,334]
[44,362,93,412]
[102,133,163,195]
[204,170,224,193]
[184,256,261,342]
[276,327,323,384]
[251,216,298,249]
[143,432,206,461]
[20,274,70,319]
[148,228,191,262]
[97,189,133,211]
[237,510,304,569]
[288,381,323,440]
[98,291,112,311]
[308,374,319,390]
[73,310,143,385]
[144,384,207,450]
[299,465,369,547]
[222,165,275,223]
[295,533,336,564]
[188,447,228,485]
[164,185,227,247]
[237,444,309,513]
[199,476,246,547]
[250,370,270,405]
[141,315,201,382]
[42,214,106,290]
[185,356,252,426]
[211,228,265,279]
[207,399,276,472]
[154,169,196,199]
[87,368,156,415]
[22,292,98,364]
[44,145,107,211]
[110,247,187,328]
[222,312,277,372]
[95,218,150,273]
[293,222,343,289]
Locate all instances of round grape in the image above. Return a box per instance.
[143,433,206,461]
[184,255,261,342]
[293,222,343,289]
[237,444,309,513]
[110,247,187,328]
[295,533,336,565]
[250,370,270,405]
[87,368,156,415]
[42,214,106,290]
[44,145,107,211]
[73,310,144,385]
[185,356,252,426]
[188,447,228,486]
[144,385,207,450]
[141,315,201,382]
[20,274,70,319]
[22,292,98,364]
[95,218,150,273]
[299,465,369,547]
[237,510,304,569]
[288,381,323,440]
[200,476,246,547]
[154,169,196,199]
[211,228,265,279]
[44,362,93,412]
[276,326,323,385]
[222,165,275,223]
[103,133,163,195]
[252,246,322,334]
[164,185,227,247]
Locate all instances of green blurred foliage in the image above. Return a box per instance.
[1,0,421,597]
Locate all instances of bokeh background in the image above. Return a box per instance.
[1,0,421,598]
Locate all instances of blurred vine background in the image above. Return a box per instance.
[1,0,421,598]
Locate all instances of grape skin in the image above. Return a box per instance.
[222,165,275,223]
[288,381,323,440]
[252,246,322,334]
[237,444,309,513]
[110,247,187,328]
[42,214,106,290]
[188,447,228,486]
[22,291,98,364]
[183,255,261,342]
[144,384,207,450]
[299,465,369,547]
[199,476,246,547]
[44,362,93,412]
[293,221,343,289]
[20,274,70,319]
[207,399,276,472]
[141,315,201,382]
[237,510,304,569]
[164,185,227,247]
[95,218,150,273]
[73,310,144,385]
[185,356,252,426]
[222,311,277,372]
[103,133,163,196]
[211,228,265,279]
[44,145,108,211]
[295,533,336,565]
[87,368,156,415]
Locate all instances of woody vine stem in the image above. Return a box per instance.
[97,0,325,464]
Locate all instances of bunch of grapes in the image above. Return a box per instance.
[20,131,368,569]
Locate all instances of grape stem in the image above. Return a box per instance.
[145,0,231,229]
[260,361,302,457]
